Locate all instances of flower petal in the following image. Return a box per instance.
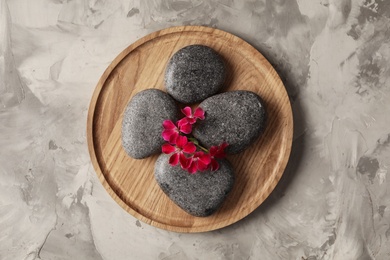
[209,145,218,156]
[194,107,205,120]
[168,132,179,144]
[176,135,188,148]
[181,106,192,117]
[162,129,175,142]
[214,142,228,158]
[187,162,198,174]
[169,153,179,166]
[197,152,211,164]
[179,153,191,169]
[179,122,192,134]
[220,142,229,150]
[163,120,177,130]
[196,160,209,171]
[177,118,189,127]
[162,143,176,154]
[214,152,226,159]
[183,142,196,154]
[210,159,219,171]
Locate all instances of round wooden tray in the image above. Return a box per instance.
[87,26,293,233]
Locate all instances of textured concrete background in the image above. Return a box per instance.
[1,0,390,259]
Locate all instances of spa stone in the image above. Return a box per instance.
[165,45,226,104]
[122,89,179,159]
[193,90,266,154]
[154,154,234,217]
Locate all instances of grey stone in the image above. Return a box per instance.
[154,154,235,217]
[193,91,266,154]
[122,89,179,159]
[164,45,226,104]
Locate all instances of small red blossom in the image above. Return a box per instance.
[161,106,227,174]
[179,106,205,126]
[209,142,228,158]
[186,151,212,174]
[209,142,228,171]
[162,120,179,144]
[162,135,196,169]
[162,120,192,144]
[177,120,192,135]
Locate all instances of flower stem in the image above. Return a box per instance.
[188,137,209,152]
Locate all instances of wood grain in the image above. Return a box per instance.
[87,26,293,233]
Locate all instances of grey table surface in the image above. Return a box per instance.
[1,0,390,259]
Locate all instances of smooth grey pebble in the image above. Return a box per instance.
[165,45,226,104]
[154,154,235,217]
[193,90,267,154]
[122,89,179,159]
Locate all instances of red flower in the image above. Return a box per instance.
[162,120,178,144]
[162,120,192,144]
[187,151,212,174]
[209,142,228,158]
[162,135,196,168]
[177,120,192,135]
[178,106,205,126]
[209,142,228,171]
[209,159,220,171]
[160,107,228,174]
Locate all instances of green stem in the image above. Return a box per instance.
[196,143,209,153]
[188,137,209,153]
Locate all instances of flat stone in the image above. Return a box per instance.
[122,89,179,159]
[164,45,226,104]
[193,90,266,154]
[154,154,235,217]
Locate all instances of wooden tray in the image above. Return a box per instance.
[87,26,293,233]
